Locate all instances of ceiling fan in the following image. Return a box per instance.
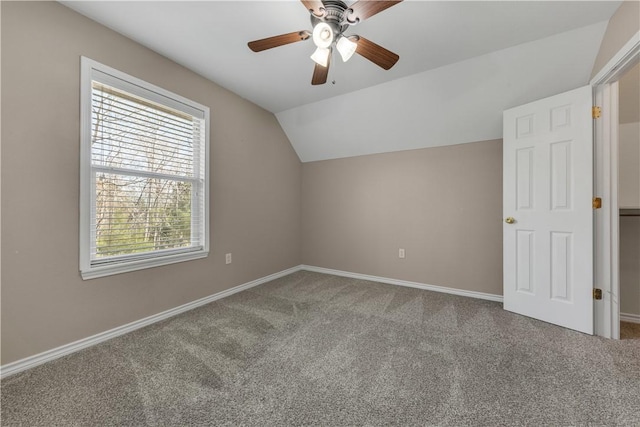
[248,0,403,85]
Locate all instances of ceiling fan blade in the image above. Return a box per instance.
[248,31,311,52]
[346,0,403,24]
[354,36,399,70]
[311,55,331,85]
[300,0,325,17]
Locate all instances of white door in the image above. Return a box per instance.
[503,85,593,334]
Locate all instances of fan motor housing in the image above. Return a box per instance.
[310,0,350,35]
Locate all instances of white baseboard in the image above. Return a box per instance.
[1,264,502,378]
[621,312,640,324]
[301,265,504,303]
[0,265,303,379]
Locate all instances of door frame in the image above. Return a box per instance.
[590,31,640,339]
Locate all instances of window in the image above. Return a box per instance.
[80,58,209,279]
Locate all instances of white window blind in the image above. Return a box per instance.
[80,58,209,279]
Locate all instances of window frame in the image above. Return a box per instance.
[80,57,210,280]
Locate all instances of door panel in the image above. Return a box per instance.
[516,230,535,293]
[550,231,572,301]
[503,85,593,334]
[550,141,572,210]
[516,148,534,210]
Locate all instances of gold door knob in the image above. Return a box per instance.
[505,217,515,224]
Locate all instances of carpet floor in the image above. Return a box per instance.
[621,321,640,340]
[2,271,640,426]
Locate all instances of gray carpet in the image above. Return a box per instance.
[2,271,640,426]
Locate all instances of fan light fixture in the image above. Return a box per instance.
[247,0,403,85]
[336,36,357,62]
[310,47,331,67]
[312,22,334,48]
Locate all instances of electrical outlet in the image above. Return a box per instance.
[225,253,232,265]
[399,248,405,259]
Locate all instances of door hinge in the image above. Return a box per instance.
[593,197,602,209]
[592,106,602,119]
[593,288,603,300]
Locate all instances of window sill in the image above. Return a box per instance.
[81,250,208,280]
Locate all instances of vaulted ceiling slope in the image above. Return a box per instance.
[60,1,620,162]
[278,21,609,161]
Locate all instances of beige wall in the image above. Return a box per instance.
[619,63,640,125]
[1,1,302,365]
[591,0,640,78]
[619,122,640,208]
[301,140,503,296]
[619,61,640,317]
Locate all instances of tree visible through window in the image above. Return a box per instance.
[80,58,209,279]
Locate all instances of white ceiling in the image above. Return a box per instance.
[60,1,621,162]
[278,21,608,161]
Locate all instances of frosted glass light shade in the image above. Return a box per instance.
[310,47,331,67]
[312,23,334,49]
[336,36,357,62]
